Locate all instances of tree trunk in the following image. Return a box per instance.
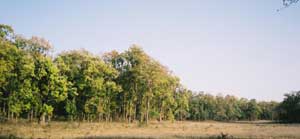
[15,115,18,123]
[98,113,101,122]
[3,103,6,115]
[106,114,109,122]
[128,103,132,123]
[159,113,162,122]
[34,110,37,120]
[123,95,126,121]
[47,115,51,122]
[7,110,10,121]
[39,112,46,125]
[30,110,33,122]
[180,110,183,121]
[133,104,136,121]
[83,113,85,122]
[146,97,149,124]
[11,112,14,122]
[159,99,163,122]
[27,112,30,121]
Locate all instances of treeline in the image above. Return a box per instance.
[189,93,278,121]
[0,24,299,123]
[0,24,190,124]
[276,91,300,123]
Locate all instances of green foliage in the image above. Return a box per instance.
[0,24,285,123]
[42,104,54,116]
[276,91,300,122]
[188,93,276,121]
[102,45,187,123]
[54,50,122,121]
[0,24,14,41]
[258,101,278,120]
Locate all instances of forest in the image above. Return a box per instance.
[0,24,299,124]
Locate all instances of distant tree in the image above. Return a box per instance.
[0,39,20,121]
[282,0,299,7]
[14,35,68,124]
[55,50,121,122]
[245,99,262,121]
[174,87,190,121]
[278,0,299,11]
[258,101,278,120]
[0,24,14,41]
[188,93,217,121]
[224,95,242,121]
[276,91,300,122]
[0,24,283,124]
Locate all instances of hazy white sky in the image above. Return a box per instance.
[1,0,300,101]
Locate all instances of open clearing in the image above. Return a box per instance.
[0,121,300,139]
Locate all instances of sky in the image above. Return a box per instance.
[1,0,300,101]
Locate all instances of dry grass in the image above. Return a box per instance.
[0,120,300,139]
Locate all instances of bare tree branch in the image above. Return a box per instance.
[278,0,299,11]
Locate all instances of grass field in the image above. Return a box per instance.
[0,121,300,139]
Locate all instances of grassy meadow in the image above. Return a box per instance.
[1,1,300,139]
[0,121,300,139]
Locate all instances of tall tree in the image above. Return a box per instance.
[55,50,121,121]
[276,91,300,122]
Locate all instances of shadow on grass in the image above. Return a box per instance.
[1,134,298,139]
[0,134,237,139]
[0,134,21,139]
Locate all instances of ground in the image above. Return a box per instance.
[0,121,300,139]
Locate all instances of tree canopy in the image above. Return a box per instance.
[0,24,298,123]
